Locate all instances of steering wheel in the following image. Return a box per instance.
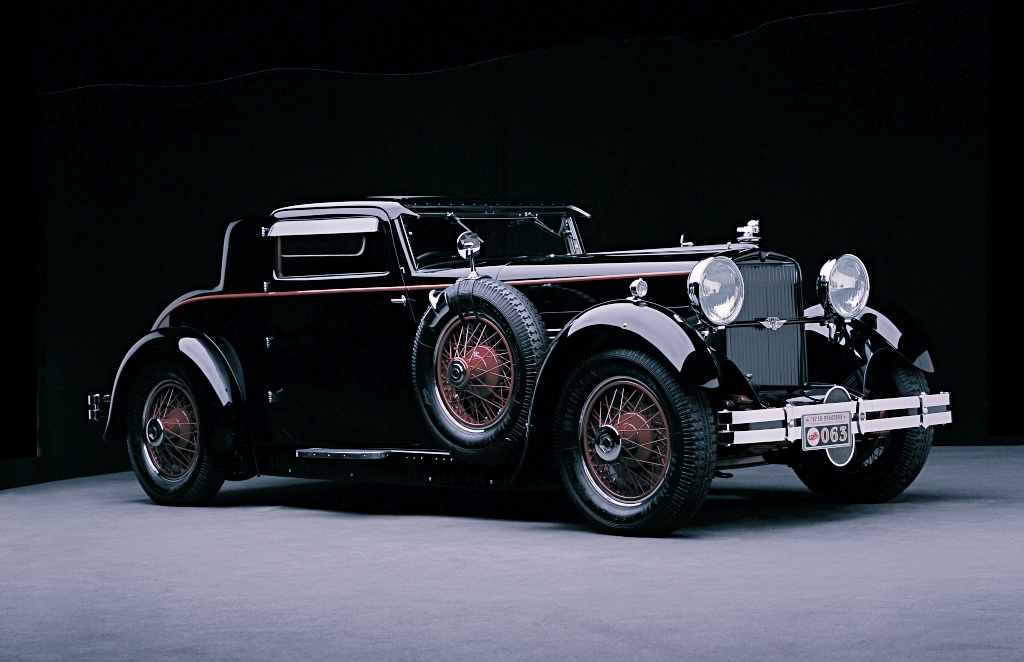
[416,251,450,265]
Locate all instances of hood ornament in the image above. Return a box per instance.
[737,219,760,242]
[760,316,786,331]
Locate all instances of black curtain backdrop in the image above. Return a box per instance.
[20,0,988,487]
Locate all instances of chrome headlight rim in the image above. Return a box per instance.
[816,253,870,321]
[687,256,745,327]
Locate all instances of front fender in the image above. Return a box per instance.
[103,328,245,448]
[804,303,935,373]
[555,300,719,388]
[513,300,720,482]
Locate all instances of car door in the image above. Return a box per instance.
[263,215,430,446]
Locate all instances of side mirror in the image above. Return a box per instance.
[456,231,482,259]
[456,231,483,279]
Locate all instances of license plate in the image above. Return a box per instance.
[802,411,852,451]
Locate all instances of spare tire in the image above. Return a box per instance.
[412,277,548,465]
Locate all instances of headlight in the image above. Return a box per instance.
[817,254,870,320]
[687,257,745,326]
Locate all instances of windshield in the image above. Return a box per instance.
[401,215,577,269]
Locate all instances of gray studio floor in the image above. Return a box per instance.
[2,446,1022,662]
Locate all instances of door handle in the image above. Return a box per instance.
[390,295,409,305]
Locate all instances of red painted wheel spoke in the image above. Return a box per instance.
[617,388,640,414]
[581,379,670,502]
[162,435,197,459]
[622,440,666,460]
[161,425,195,444]
[467,363,510,381]
[436,315,515,428]
[619,452,665,480]
[154,391,171,418]
[143,383,200,480]
[159,440,193,467]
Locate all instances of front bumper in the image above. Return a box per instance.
[717,392,952,446]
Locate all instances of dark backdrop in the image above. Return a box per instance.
[18,0,989,488]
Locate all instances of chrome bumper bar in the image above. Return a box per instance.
[717,392,951,446]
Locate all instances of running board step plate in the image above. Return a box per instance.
[295,448,451,460]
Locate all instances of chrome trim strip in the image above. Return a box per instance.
[295,448,390,460]
[295,448,453,460]
[857,395,921,413]
[502,270,694,287]
[924,411,953,427]
[271,200,416,220]
[268,216,380,236]
[388,450,452,456]
[858,415,921,434]
[721,428,788,444]
[272,271,390,282]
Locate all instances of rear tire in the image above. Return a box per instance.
[554,349,716,536]
[126,365,225,505]
[793,361,932,503]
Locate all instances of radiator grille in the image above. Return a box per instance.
[725,261,807,387]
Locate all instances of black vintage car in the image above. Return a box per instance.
[88,197,952,535]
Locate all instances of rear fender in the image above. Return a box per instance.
[103,328,247,457]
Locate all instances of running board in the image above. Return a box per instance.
[295,448,452,460]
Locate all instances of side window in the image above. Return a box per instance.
[271,218,392,279]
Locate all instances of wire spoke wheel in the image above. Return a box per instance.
[434,315,515,428]
[581,378,670,502]
[126,367,224,505]
[142,380,200,480]
[554,349,716,536]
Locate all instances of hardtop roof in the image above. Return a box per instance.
[270,197,590,221]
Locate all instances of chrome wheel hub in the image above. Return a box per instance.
[447,359,468,388]
[594,424,622,461]
[146,418,164,447]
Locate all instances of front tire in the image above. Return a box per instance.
[554,349,716,536]
[126,365,225,505]
[793,360,933,503]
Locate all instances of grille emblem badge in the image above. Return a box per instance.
[760,317,786,331]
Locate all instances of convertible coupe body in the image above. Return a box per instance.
[88,197,952,535]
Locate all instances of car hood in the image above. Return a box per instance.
[491,243,759,282]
